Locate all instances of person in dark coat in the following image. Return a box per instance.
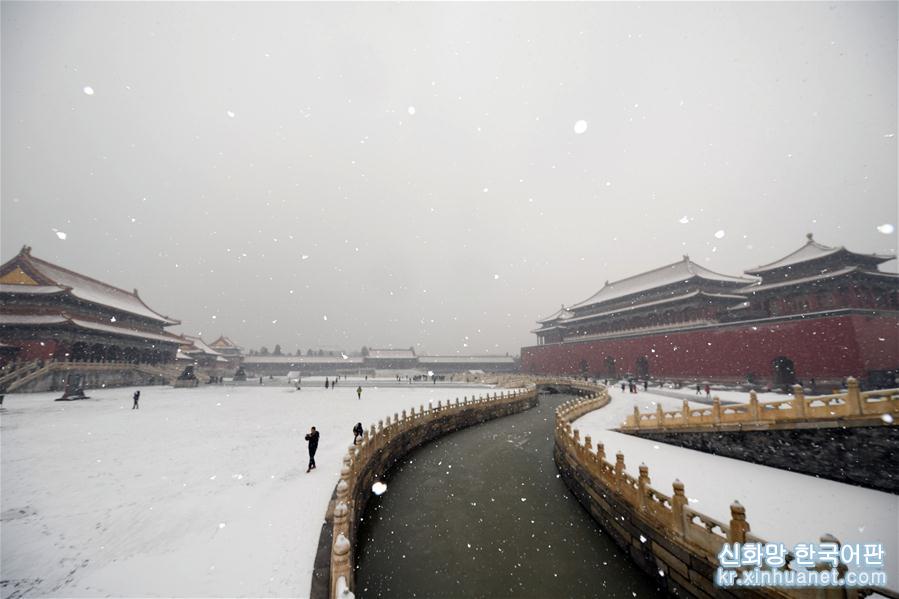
[325,378,329,389]
[356,386,362,400]
[305,426,319,472]
[132,390,140,410]
[353,422,364,444]
[643,380,648,392]
[620,382,626,392]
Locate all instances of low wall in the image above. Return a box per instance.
[624,421,899,494]
[554,387,889,598]
[619,379,899,493]
[313,385,542,599]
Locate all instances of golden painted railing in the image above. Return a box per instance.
[621,377,899,431]
[556,390,889,598]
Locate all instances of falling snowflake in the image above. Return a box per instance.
[678,216,690,224]
[323,315,328,321]
[876,224,895,235]
[83,86,95,96]
[53,229,67,240]
[218,522,226,529]
[372,481,387,495]
[407,106,416,115]
[301,255,310,260]
[493,274,500,280]
[573,120,588,134]
[882,414,894,424]
[226,110,236,118]
[714,230,726,239]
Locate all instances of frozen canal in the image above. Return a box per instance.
[0,381,490,598]
[356,391,662,598]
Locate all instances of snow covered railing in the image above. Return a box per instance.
[620,377,899,431]
[555,393,886,598]
[325,385,539,599]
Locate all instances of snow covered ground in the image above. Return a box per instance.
[573,386,899,589]
[1,382,494,598]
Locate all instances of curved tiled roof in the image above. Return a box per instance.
[745,234,895,275]
[569,256,755,310]
[3,247,180,325]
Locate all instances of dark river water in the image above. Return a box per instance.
[355,392,662,598]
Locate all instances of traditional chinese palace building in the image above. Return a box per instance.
[0,246,182,365]
[522,236,899,387]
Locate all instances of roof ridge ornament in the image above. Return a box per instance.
[806,232,814,241]
[683,254,690,262]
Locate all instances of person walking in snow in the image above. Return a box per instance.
[353,422,364,444]
[704,384,711,399]
[621,382,626,393]
[305,426,319,472]
[695,383,701,395]
[132,389,140,410]
[325,378,329,389]
[356,386,362,400]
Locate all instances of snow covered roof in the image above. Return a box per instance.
[0,246,180,326]
[368,349,416,359]
[745,234,895,275]
[563,290,748,324]
[0,311,182,344]
[741,266,899,293]
[0,283,67,295]
[180,336,224,357]
[569,256,756,310]
[242,356,364,364]
[0,314,69,326]
[418,356,516,364]
[536,305,574,324]
[210,335,240,349]
[68,318,184,344]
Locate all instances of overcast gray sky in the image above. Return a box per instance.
[2,2,896,356]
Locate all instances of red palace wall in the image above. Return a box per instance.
[11,340,61,362]
[521,313,899,382]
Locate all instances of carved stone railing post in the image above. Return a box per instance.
[633,406,640,429]
[712,397,721,424]
[656,404,665,428]
[749,390,759,422]
[614,451,625,492]
[584,435,592,451]
[727,501,749,544]
[596,442,606,464]
[682,399,690,425]
[846,377,863,416]
[671,480,687,537]
[331,530,352,599]
[637,463,650,511]
[793,384,807,419]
